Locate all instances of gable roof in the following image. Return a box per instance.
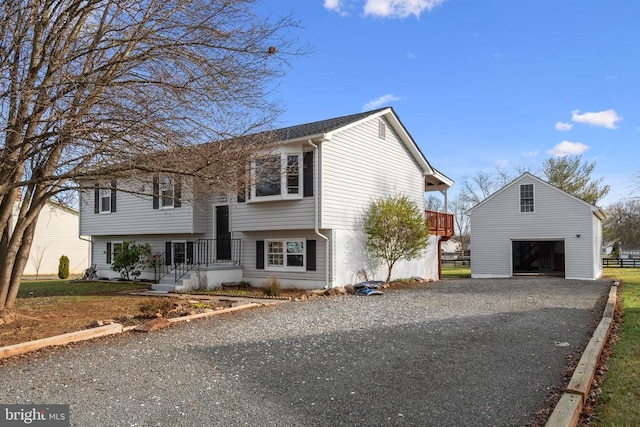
[270,107,453,190]
[467,172,606,220]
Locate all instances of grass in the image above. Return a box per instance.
[594,267,640,425]
[441,264,471,278]
[18,279,151,297]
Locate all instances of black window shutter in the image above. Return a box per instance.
[186,241,193,264]
[106,242,112,264]
[94,184,100,214]
[165,241,172,265]
[153,175,159,209]
[256,240,264,270]
[174,176,182,208]
[303,151,314,197]
[306,240,316,271]
[110,180,117,212]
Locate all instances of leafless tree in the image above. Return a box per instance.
[0,0,307,321]
[425,194,443,212]
[29,245,48,280]
[450,195,471,255]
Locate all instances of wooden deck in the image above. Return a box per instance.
[425,210,454,237]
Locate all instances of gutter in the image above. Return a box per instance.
[307,139,331,289]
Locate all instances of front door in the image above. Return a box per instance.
[216,205,231,260]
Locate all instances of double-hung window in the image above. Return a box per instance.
[161,176,174,208]
[520,184,534,213]
[100,188,111,213]
[266,240,305,270]
[252,153,302,200]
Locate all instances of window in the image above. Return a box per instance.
[160,175,174,208]
[252,153,302,200]
[95,181,116,214]
[100,188,111,213]
[266,239,305,270]
[520,184,534,213]
[106,241,123,264]
[153,174,181,209]
[172,241,186,265]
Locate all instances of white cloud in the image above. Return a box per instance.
[554,121,573,131]
[521,150,540,157]
[494,159,509,168]
[571,109,622,129]
[363,94,402,110]
[324,0,348,15]
[363,0,445,18]
[547,141,590,157]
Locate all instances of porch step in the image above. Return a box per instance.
[152,283,178,293]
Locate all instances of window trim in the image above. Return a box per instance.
[520,183,534,213]
[100,188,112,213]
[106,241,123,264]
[264,239,306,272]
[249,152,304,202]
[160,175,175,209]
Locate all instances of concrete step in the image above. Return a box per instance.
[151,283,176,293]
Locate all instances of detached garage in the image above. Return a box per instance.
[468,173,606,280]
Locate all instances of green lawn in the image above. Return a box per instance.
[440,264,471,278]
[18,279,150,298]
[594,267,640,425]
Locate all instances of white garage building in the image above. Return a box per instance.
[468,173,606,280]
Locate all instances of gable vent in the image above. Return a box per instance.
[378,120,386,139]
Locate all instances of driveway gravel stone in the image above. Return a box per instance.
[0,277,611,426]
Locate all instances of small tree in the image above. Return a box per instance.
[58,255,70,279]
[363,194,430,283]
[111,242,151,281]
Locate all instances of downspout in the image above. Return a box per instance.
[308,139,331,289]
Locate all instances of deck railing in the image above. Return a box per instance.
[425,210,455,237]
[153,239,241,282]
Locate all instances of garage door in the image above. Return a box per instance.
[512,241,565,277]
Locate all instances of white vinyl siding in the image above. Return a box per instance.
[91,234,207,280]
[470,175,601,280]
[231,195,316,231]
[239,230,325,288]
[321,117,425,229]
[79,181,208,236]
[20,202,90,275]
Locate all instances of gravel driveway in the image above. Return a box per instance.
[0,277,611,426]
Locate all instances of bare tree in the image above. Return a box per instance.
[604,200,640,249]
[29,245,48,280]
[450,195,471,255]
[0,0,306,321]
[425,194,443,212]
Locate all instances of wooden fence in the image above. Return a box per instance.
[603,257,640,268]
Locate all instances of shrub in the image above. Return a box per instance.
[58,255,70,279]
[111,241,151,281]
[262,277,281,297]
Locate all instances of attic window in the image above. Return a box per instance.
[520,184,534,213]
[378,120,386,139]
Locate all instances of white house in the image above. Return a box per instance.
[468,173,606,280]
[18,201,90,277]
[79,107,454,290]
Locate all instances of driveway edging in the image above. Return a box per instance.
[545,281,619,427]
[0,300,284,360]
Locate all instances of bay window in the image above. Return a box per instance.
[252,152,303,200]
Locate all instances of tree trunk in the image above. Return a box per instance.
[4,219,37,310]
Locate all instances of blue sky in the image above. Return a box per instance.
[264,0,639,206]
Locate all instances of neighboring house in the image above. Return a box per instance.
[79,107,454,291]
[468,173,606,280]
[16,201,90,277]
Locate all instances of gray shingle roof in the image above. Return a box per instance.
[267,107,389,141]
